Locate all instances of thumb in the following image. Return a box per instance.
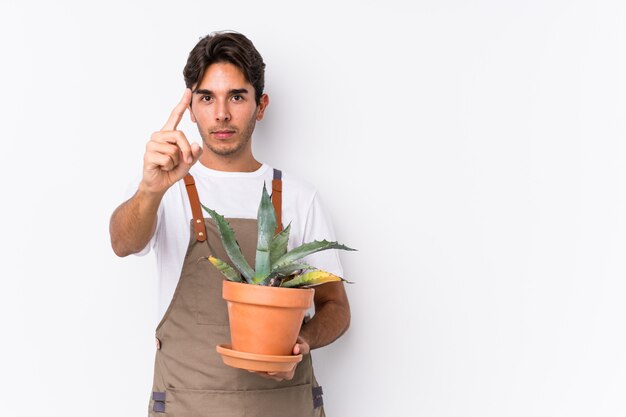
[293,340,310,355]
[171,143,202,179]
[190,142,203,163]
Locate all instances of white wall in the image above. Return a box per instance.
[1,1,625,416]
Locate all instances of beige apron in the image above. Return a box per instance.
[148,169,325,417]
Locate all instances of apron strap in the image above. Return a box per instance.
[183,168,283,242]
[272,169,284,235]
[183,174,207,242]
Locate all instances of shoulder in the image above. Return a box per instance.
[280,169,318,205]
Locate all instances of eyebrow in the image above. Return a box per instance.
[193,88,249,96]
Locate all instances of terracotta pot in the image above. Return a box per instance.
[222,280,314,356]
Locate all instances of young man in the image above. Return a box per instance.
[109,31,350,416]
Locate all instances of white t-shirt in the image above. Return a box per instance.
[125,162,344,322]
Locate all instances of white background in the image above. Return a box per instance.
[1,0,625,416]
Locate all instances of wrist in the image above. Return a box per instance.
[135,183,167,216]
[137,181,167,201]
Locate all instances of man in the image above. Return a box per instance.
[109,31,350,416]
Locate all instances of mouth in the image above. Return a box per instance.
[211,129,236,140]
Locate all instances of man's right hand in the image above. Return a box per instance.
[140,88,203,195]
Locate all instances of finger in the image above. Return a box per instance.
[145,152,176,171]
[161,88,192,131]
[293,343,309,356]
[190,142,203,163]
[170,142,202,178]
[146,142,181,166]
[175,132,193,164]
[154,130,193,164]
[173,142,202,176]
[247,370,286,381]
[150,150,179,171]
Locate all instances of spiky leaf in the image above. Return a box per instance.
[253,183,276,282]
[208,256,242,282]
[267,263,313,279]
[280,270,347,288]
[272,240,357,272]
[257,263,311,286]
[201,204,255,283]
[269,223,291,267]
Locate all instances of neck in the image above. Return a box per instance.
[198,150,262,173]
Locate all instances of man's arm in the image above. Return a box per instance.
[253,281,350,381]
[109,187,165,257]
[109,88,201,257]
[300,281,351,349]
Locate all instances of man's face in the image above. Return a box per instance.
[190,62,268,157]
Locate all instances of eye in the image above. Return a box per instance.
[232,95,243,101]
[201,95,213,102]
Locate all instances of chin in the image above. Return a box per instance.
[209,144,245,157]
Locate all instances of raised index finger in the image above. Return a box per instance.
[161,88,192,131]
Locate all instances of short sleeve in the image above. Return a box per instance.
[300,191,344,278]
[123,176,162,257]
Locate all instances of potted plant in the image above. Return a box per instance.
[201,184,354,371]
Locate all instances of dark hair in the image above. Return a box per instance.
[183,31,266,105]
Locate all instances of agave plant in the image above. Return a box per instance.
[201,184,355,287]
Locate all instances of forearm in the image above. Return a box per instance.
[299,286,351,350]
[109,185,165,257]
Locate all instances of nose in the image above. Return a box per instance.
[215,99,231,122]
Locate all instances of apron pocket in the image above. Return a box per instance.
[192,272,230,326]
[243,383,317,417]
[167,387,245,417]
[164,383,317,417]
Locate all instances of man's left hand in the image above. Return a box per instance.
[249,336,310,381]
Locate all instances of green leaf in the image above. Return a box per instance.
[201,204,255,283]
[255,262,311,286]
[208,256,242,282]
[280,269,349,288]
[272,240,357,272]
[254,183,276,282]
[267,262,313,279]
[269,223,291,267]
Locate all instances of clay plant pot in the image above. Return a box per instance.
[222,280,314,356]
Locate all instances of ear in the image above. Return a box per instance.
[256,94,270,121]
